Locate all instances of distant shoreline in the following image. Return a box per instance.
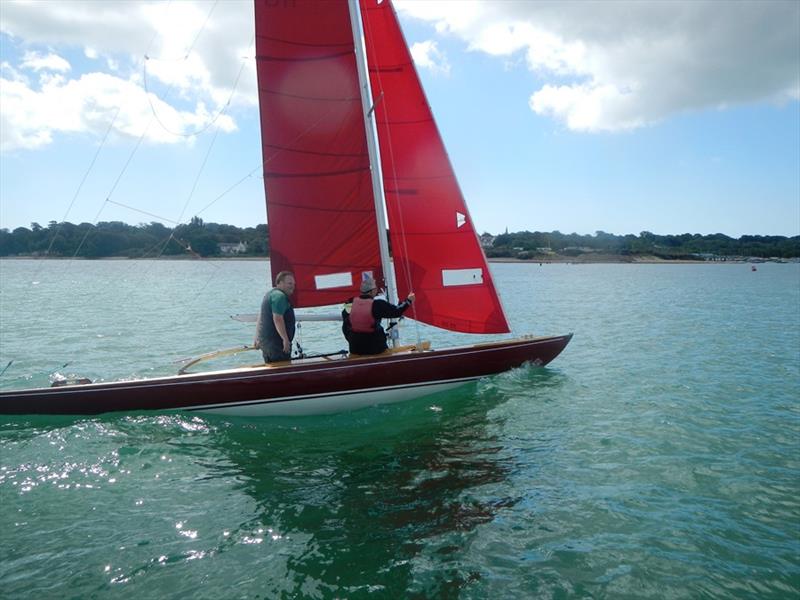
[1,255,792,264]
[487,255,760,264]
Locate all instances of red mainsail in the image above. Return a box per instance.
[361,0,510,333]
[254,0,384,307]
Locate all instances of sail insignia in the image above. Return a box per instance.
[442,268,484,287]
[314,272,354,290]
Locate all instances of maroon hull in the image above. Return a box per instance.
[0,335,572,416]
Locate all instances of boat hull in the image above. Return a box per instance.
[0,335,572,417]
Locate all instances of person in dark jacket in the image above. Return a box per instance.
[342,277,415,355]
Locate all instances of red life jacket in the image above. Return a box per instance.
[350,297,376,333]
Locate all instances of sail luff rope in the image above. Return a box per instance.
[361,3,422,348]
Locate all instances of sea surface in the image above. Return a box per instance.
[0,259,798,599]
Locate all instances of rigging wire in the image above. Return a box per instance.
[175,120,225,226]
[68,0,224,264]
[60,3,173,262]
[142,0,246,138]
[8,4,178,382]
[75,6,246,264]
[142,57,238,138]
[0,361,13,378]
[71,120,153,259]
[186,0,219,58]
[196,95,350,219]
[105,199,180,224]
[193,164,262,217]
[42,105,122,259]
[42,2,170,262]
[361,6,422,348]
[63,2,229,342]
[167,28,256,230]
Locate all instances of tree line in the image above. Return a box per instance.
[485,230,800,260]
[0,218,268,258]
[0,220,797,259]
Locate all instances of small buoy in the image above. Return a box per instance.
[751,265,757,272]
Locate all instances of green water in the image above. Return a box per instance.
[1,260,798,598]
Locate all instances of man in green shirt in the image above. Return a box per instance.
[254,271,296,363]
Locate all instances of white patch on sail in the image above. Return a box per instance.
[456,212,466,228]
[315,272,353,289]
[442,268,483,286]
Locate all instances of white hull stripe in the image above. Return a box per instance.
[183,375,484,412]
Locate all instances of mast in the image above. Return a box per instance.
[347,0,398,306]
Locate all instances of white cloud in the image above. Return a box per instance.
[0,70,237,152]
[0,0,255,152]
[21,51,71,72]
[396,0,800,132]
[410,40,450,75]
[1,60,28,84]
[530,83,645,132]
[1,0,796,150]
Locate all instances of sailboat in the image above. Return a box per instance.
[0,0,571,417]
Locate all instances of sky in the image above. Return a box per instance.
[0,0,798,238]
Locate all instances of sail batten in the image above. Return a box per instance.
[264,166,370,179]
[256,50,353,63]
[376,119,434,125]
[262,144,366,159]
[255,35,354,49]
[258,89,360,102]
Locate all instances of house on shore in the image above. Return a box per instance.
[479,233,495,248]
[218,241,248,255]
